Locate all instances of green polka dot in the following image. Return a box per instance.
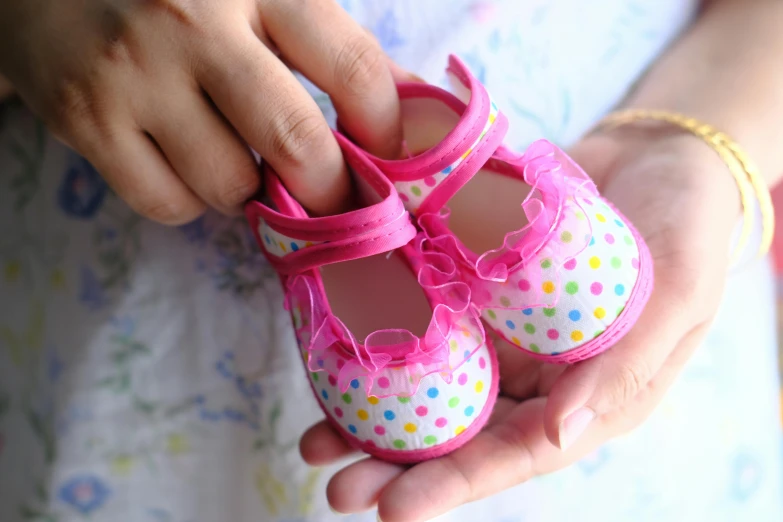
[410,186,422,197]
[617,306,625,316]
[624,235,633,245]
[543,307,556,317]
[594,330,604,339]
[611,257,622,269]
[560,231,573,243]
[311,372,319,381]
[486,310,497,320]
[424,435,437,445]
[393,439,406,449]
[397,396,410,404]
[499,296,511,307]
[448,397,460,408]
[524,323,536,334]
[342,393,352,404]
[565,282,579,295]
[541,258,552,269]
[529,343,540,353]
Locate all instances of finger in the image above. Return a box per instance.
[81,129,206,225]
[300,420,359,466]
[142,89,261,216]
[327,458,405,514]
[199,29,350,216]
[263,0,402,159]
[494,335,565,400]
[541,251,716,450]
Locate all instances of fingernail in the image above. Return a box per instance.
[558,407,595,451]
[376,512,383,522]
[329,505,343,515]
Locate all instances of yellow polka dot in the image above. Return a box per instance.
[489,113,497,124]
[367,396,379,405]
[542,281,555,294]
[461,148,473,160]
[404,423,417,433]
[449,339,459,352]
[305,241,314,247]
[279,241,287,252]
[594,307,606,319]
[455,425,466,435]
[596,213,607,223]
[511,336,521,346]
[571,330,584,342]
[357,409,369,420]
[475,381,484,393]
[589,256,601,269]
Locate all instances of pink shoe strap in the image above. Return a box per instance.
[245,133,417,276]
[362,55,509,216]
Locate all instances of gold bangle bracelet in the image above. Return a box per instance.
[593,109,774,261]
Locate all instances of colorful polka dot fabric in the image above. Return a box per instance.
[256,219,322,257]
[364,56,654,364]
[482,196,651,360]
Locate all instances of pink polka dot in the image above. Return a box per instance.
[583,198,594,206]
[374,425,386,435]
[632,258,640,269]
[336,359,345,369]
[399,193,409,202]
[328,375,337,386]
[415,406,428,417]
[377,377,390,389]
[590,282,603,296]
[547,329,560,340]
[518,279,531,291]
[424,176,437,187]
[604,233,615,244]
[458,373,468,385]
[564,259,577,270]
[478,357,486,369]
[435,417,448,428]
[334,407,343,418]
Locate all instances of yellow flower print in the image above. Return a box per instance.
[110,455,135,476]
[166,433,190,455]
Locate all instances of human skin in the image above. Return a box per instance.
[0,0,406,220]
[298,1,783,520]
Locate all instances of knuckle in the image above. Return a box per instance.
[334,35,386,97]
[134,194,204,225]
[611,358,653,406]
[267,105,330,166]
[214,171,260,209]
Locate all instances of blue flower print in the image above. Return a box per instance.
[58,474,111,515]
[79,265,108,310]
[730,451,764,501]
[58,155,107,219]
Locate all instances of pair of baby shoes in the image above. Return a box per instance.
[245,56,653,463]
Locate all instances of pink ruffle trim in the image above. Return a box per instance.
[285,234,486,398]
[419,139,600,310]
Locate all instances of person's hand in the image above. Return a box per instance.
[0,0,403,222]
[298,129,741,521]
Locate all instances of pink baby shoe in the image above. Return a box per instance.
[245,133,498,463]
[359,56,653,364]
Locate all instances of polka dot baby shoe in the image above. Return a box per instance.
[245,133,498,463]
[358,55,653,364]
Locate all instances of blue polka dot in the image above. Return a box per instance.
[589,237,596,246]
[463,349,471,362]
[350,379,360,389]
[464,406,475,417]
[442,165,453,175]
[321,389,328,400]
[264,234,272,244]
[522,308,533,316]
[615,219,625,227]
[384,410,395,421]
[615,284,625,296]
[505,320,516,330]
[348,424,357,434]
[568,310,581,321]
[427,387,439,398]
[290,242,299,252]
